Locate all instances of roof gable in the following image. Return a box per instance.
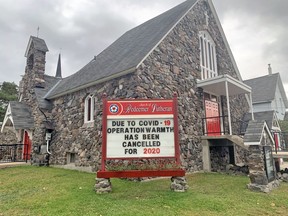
[242,111,279,130]
[244,73,288,108]
[244,74,278,103]
[1,102,34,132]
[46,0,245,99]
[25,36,49,57]
[46,0,198,98]
[244,120,274,145]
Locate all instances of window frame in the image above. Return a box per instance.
[66,152,76,164]
[84,94,95,123]
[199,31,218,80]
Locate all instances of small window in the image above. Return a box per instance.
[199,31,217,80]
[67,152,76,164]
[84,94,94,123]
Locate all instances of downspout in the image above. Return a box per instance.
[46,140,51,154]
[39,108,52,155]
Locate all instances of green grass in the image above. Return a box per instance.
[0,166,288,216]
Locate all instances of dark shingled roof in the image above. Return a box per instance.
[244,73,288,108]
[243,120,266,144]
[242,111,276,131]
[35,75,60,110]
[46,0,198,99]
[25,36,49,57]
[9,101,34,130]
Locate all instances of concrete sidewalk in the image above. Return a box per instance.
[0,162,29,169]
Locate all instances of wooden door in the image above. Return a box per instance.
[205,100,221,136]
[23,131,32,160]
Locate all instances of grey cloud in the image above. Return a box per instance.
[213,0,288,88]
[1,0,287,95]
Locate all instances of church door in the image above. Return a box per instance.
[205,100,221,136]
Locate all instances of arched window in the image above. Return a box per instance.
[27,54,34,70]
[84,94,94,123]
[199,31,217,80]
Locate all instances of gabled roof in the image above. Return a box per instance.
[244,120,274,145]
[35,75,60,110]
[1,101,34,132]
[242,111,278,130]
[25,36,49,57]
[45,0,244,99]
[46,0,198,99]
[244,73,288,108]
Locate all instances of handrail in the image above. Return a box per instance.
[201,115,248,136]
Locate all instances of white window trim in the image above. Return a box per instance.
[84,94,94,123]
[199,31,217,80]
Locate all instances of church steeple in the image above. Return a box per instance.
[55,53,62,78]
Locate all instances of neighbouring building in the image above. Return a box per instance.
[244,65,288,121]
[1,0,254,173]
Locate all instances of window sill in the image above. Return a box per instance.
[82,121,94,128]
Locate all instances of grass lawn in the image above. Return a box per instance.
[0,166,288,216]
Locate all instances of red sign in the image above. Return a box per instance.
[97,95,185,179]
[107,100,173,116]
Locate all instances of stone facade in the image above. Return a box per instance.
[45,0,249,172]
[246,129,280,192]
[18,39,51,165]
[0,127,18,144]
[13,0,250,173]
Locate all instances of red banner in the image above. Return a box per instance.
[107,100,173,116]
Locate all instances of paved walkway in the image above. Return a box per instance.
[0,162,29,169]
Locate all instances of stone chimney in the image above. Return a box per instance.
[268,64,272,75]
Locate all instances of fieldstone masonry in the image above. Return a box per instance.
[247,145,280,192]
[14,0,250,175]
[95,178,112,194]
[47,0,249,173]
[0,127,18,144]
[19,39,51,166]
[170,176,189,192]
[246,133,280,192]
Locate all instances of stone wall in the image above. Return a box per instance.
[19,40,51,165]
[247,129,280,192]
[0,127,18,144]
[210,146,230,172]
[47,0,250,172]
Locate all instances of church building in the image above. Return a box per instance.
[1,0,253,172]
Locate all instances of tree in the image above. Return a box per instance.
[279,120,288,132]
[0,82,18,122]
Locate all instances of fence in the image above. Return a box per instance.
[0,144,28,163]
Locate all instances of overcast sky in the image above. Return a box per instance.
[1,0,288,94]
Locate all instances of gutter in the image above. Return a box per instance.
[45,67,137,99]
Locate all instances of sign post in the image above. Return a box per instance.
[97,94,185,178]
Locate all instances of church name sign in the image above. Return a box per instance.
[106,100,175,158]
[97,94,185,178]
